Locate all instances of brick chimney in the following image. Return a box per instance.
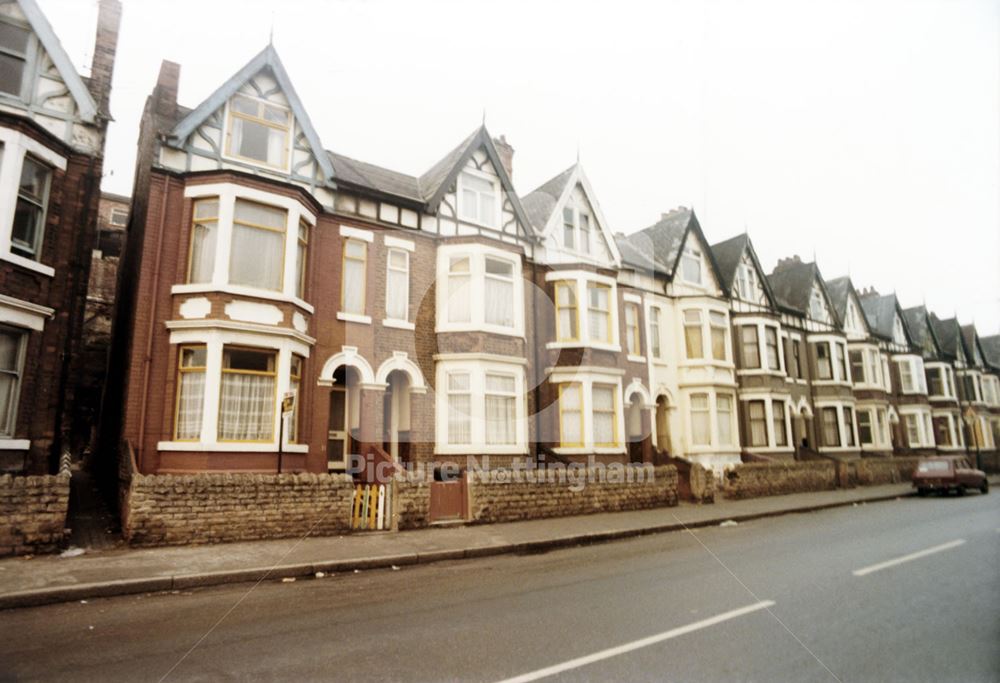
[153,60,180,120]
[88,0,122,121]
[493,135,514,180]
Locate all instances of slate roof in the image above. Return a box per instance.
[858,292,903,342]
[902,305,938,358]
[614,233,657,271]
[521,165,575,232]
[416,127,482,203]
[980,335,1000,370]
[766,258,829,319]
[961,325,983,367]
[823,277,853,322]
[930,314,962,360]
[709,234,748,293]
[327,152,422,203]
[619,208,695,276]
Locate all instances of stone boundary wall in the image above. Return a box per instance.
[468,465,678,524]
[0,472,71,557]
[394,478,431,530]
[723,461,837,500]
[123,472,355,547]
[978,451,999,474]
[854,457,922,486]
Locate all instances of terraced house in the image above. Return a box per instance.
[903,305,965,453]
[959,324,998,455]
[0,0,119,474]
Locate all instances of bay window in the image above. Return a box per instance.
[458,171,498,227]
[485,257,514,327]
[932,415,952,447]
[690,393,710,446]
[822,407,840,447]
[773,401,787,447]
[288,354,303,443]
[341,238,367,314]
[896,357,927,395]
[684,310,704,359]
[748,400,767,446]
[717,395,733,446]
[11,156,50,260]
[0,19,29,97]
[485,373,517,445]
[226,95,291,168]
[295,219,309,299]
[904,414,920,446]
[188,199,218,283]
[592,384,619,447]
[447,256,471,323]
[835,343,848,382]
[587,283,612,344]
[764,327,779,370]
[0,325,25,437]
[229,200,286,291]
[741,326,760,369]
[437,359,527,453]
[787,337,802,379]
[174,345,206,441]
[385,248,409,322]
[439,247,524,335]
[850,350,864,385]
[624,303,641,356]
[218,347,276,442]
[857,409,873,445]
[446,373,472,445]
[554,281,578,341]
[558,383,583,448]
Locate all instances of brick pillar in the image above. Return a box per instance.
[359,387,384,447]
[641,409,654,464]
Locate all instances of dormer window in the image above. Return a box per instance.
[892,316,907,345]
[809,288,826,321]
[561,205,591,255]
[226,95,291,168]
[0,20,30,98]
[458,171,498,228]
[736,262,756,300]
[681,246,702,284]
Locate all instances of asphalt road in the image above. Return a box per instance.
[1,491,997,682]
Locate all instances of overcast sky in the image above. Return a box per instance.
[40,0,1000,334]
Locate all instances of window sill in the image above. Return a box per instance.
[436,324,524,339]
[158,441,309,453]
[737,369,785,378]
[552,446,626,456]
[0,252,55,278]
[546,341,622,353]
[0,438,30,450]
[337,312,372,325]
[626,355,646,364]
[434,444,528,456]
[171,283,315,314]
[382,318,415,331]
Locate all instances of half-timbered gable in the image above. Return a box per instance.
[163,45,334,207]
[710,234,773,313]
[522,163,620,267]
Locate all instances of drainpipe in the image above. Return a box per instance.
[135,173,171,471]
[529,256,544,469]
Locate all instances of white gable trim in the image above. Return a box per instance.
[15,0,99,122]
[539,164,621,266]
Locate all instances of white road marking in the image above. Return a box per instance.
[852,539,966,577]
[494,600,775,683]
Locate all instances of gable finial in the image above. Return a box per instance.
[269,10,275,45]
[576,143,580,164]
[482,108,486,126]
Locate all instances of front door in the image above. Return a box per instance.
[327,387,348,470]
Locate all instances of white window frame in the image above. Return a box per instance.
[436,244,524,337]
[736,318,785,376]
[434,356,528,455]
[549,367,625,455]
[680,245,703,285]
[0,15,35,103]
[684,388,739,453]
[899,407,935,448]
[544,270,620,351]
[810,335,850,386]
[814,400,859,452]
[0,128,66,277]
[926,362,955,400]
[680,305,732,367]
[895,355,927,395]
[0,323,27,438]
[738,394,793,452]
[457,168,501,229]
[173,183,317,313]
[383,243,412,328]
[157,327,311,453]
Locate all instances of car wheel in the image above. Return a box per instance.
[957,485,966,497]
[980,480,989,495]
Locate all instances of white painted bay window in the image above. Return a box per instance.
[717,395,734,446]
[174,345,206,441]
[690,393,711,446]
[738,322,782,373]
[230,200,286,291]
[812,338,849,383]
[438,246,524,336]
[558,383,583,447]
[0,325,26,437]
[592,384,618,447]
[895,356,927,395]
[587,283,612,344]
[684,310,703,359]
[435,357,527,454]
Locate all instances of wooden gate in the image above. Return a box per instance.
[352,483,391,530]
[429,474,467,523]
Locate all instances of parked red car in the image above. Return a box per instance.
[913,456,988,496]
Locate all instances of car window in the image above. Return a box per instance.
[917,461,949,472]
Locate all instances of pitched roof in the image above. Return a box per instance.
[521,165,575,231]
[823,277,852,322]
[15,0,99,123]
[902,305,940,357]
[766,257,835,322]
[960,325,983,367]
[417,127,482,203]
[619,208,701,277]
[169,44,334,180]
[328,152,422,204]
[858,292,905,342]
[710,233,776,307]
[929,314,962,359]
[980,335,1000,371]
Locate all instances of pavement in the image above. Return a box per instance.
[0,482,936,610]
[1,485,996,681]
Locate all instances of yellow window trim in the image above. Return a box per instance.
[217,345,278,444]
[593,382,620,448]
[186,198,219,284]
[173,344,207,442]
[224,96,292,170]
[587,282,613,343]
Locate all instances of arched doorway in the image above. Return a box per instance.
[626,393,644,463]
[654,395,671,455]
[383,369,412,463]
[328,365,361,471]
